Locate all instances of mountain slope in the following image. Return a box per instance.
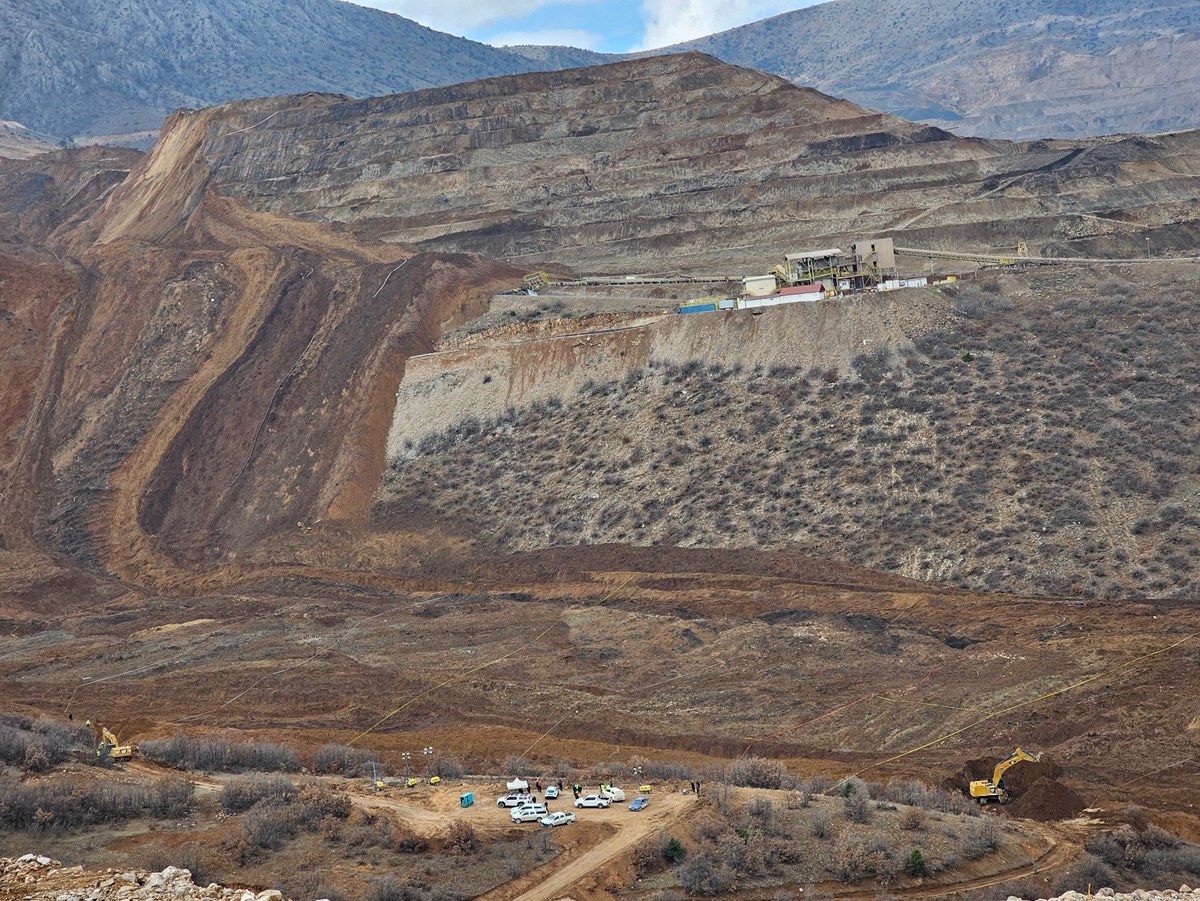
[664,0,1200,139]
[0,0,542,140]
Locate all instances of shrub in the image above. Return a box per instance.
[220,775,297,813]
[1052,854,1116,895]
[676,850,731,894]
[446,821,479,856]
[149,777,194,817]
[724,757,789,789]
[141,734,299,773]
[844,791,871,824]
[811,809,833,839]
[832,832,896,882]
[899,808,926,832]
[311,743,379,777]
[961,819,999,860]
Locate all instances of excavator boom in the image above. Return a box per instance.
[968,747,1040,803]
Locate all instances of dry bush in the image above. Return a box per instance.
[311,743,380,777]
[676,848,733,895]
[831,832,897,883]
[810,809,833,839]
[142,734,298,773]
[446,821,479,856]
[899,807,927,832]
[960,818,999,860]
[219,775,296,813]
[844,791,871,824]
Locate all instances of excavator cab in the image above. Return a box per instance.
[968,747,1039,804]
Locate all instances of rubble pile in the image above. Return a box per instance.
[0,856,299,901]
[1011,888,1200,901]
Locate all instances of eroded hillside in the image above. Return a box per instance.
[136,54,1200,274]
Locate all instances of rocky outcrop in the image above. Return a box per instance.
[0,0,546,142]
[0,855,294,901]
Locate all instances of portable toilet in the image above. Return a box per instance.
[460,792,474,808]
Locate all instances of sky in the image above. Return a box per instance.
[351,0,821,53]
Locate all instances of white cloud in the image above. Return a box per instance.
[636,0,800,50]
[359,0,587,33]
[487,28,605,49]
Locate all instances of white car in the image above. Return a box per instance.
[600,786,626,802]
[544,785,560,799]
[511,803,548,822]
[497,793,534,808]
[539,811,576,827]
[575,794,611,808]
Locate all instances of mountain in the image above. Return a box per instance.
[664,0,1200,139]
[2,51,1199,597]
[0,0,544,141]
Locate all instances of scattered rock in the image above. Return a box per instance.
[0,858,293,901]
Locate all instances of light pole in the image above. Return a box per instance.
[401,751,411,777]
[423,746,434,776]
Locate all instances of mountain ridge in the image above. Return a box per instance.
[0,0,545,140]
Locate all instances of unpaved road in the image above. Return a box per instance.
[504,793,691,901]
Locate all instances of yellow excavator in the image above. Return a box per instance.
[969,747,1039,804]
[86,720,135,760]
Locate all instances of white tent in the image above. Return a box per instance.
[506,778,529,791]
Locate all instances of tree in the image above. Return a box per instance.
[905,849,928,878]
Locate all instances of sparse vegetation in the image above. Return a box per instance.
[142,733,300,773]
[382,271,1200,600]
[0,773,194,832]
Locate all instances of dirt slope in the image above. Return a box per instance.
[131,54,1200,275]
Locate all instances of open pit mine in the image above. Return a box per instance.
[1,52,1199,901]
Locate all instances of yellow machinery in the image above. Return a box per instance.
[969,747,1039,803]
[87,720,135,760]
[520,272,550,294]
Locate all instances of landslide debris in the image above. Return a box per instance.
[0,856,289,901]
[149,53,1200,274]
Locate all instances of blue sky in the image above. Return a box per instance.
[354,0,821,53]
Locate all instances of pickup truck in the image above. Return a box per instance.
[497,792,534,808]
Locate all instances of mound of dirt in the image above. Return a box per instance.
[1006,776,1087,822]
[946,755,1082,820]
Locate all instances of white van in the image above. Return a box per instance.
[600,786,626,802]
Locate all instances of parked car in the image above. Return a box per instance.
[544,785,560,799]
[629,797,649,812]
[497,792,534,807]
[575,794,611,808]
[600,786,626,802]
[539,811,576,827]
[511,803,548,822]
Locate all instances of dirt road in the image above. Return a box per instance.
[502,794,691,901]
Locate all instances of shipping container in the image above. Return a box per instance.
[717,298,736,310]
[678,302,717,314]
[779,284,823,296]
